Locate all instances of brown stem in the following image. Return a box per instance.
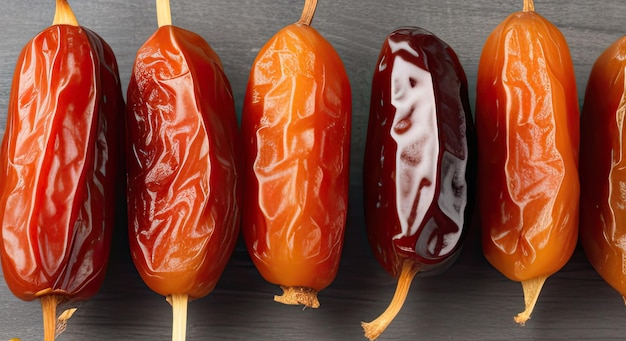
[53,0,79,26]
[274,286,320,308]
[167,294,188,341]
[156,0,172,27]
[523,0,535,12]
[514,275,548,325]
[297,0,318,26]
[41,295,60,341]
[361,259,420,341]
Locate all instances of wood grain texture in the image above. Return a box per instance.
[0,0,623,340]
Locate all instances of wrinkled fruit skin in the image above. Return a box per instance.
[242,23,351,292]
[0,24,125,301]
[363,27,476,278]
[126,26,241,299]
[580,36,626,297]
[476,10,580,282]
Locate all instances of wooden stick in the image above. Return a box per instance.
[297,0,318,26]
[361,259,420,341]
[156,0,172,27]
[170,294,188,341]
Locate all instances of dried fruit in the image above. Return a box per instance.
[362,27,475,340]
[580,35,626,301]
[126,1,241,339]
[0,1,125,339]
[475,0,580,324]
[241,0,351,308]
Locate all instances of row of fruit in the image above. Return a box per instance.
[0,0,625,340]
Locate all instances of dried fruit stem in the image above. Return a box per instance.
[297,0,318,26]
[56,308,77,337]
[361,259,420,341]
[523,0,535,12]
[156,0,172,27]
[514,275,548,325]
[41,295,60,341]
[169,294,188,341]
[274,286,320,308]
[53,0,79,26]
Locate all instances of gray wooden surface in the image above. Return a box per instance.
[0,0,624,340]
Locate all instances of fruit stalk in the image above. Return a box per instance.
[361,260,420,341]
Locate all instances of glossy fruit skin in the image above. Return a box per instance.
[476,10,580,282]
[363,27,476,278]
[580,36,626,297]
[0,24,125,301]
[126,26,241,299]
[241,23,351,292]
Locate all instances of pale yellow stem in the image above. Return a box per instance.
[297,0,318,26]
[53,0,79,26]
[274,286,320,308]
[514,275,548,325]
[523,0,535,12]
[361,259,420,341]
[56,308,77,337]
